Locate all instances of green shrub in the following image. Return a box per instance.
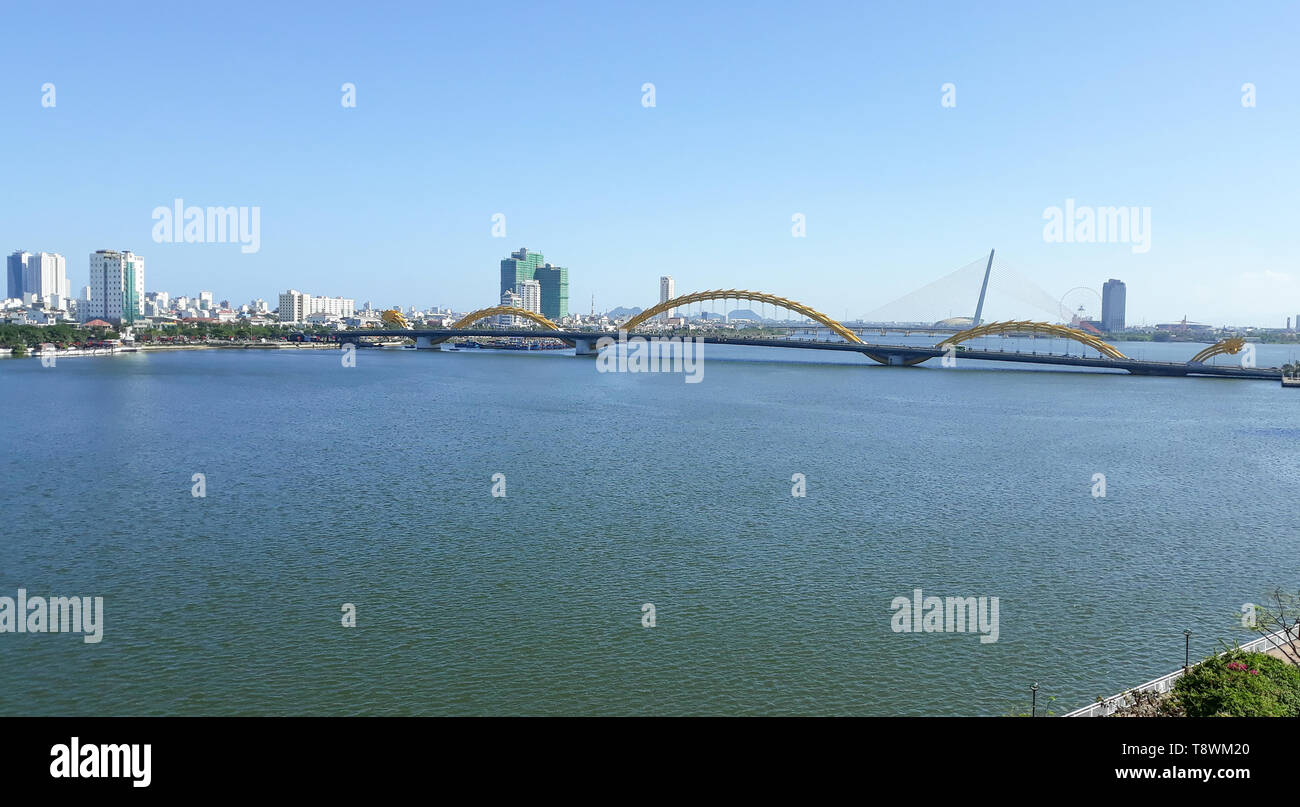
[1170,650,1300,717]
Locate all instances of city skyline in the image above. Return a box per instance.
[1,243,1288,331]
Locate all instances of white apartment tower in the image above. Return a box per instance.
[26,252,70,302]
[86,250,145,324]
[514,279,541,315]
[659,276,676,319]
[7,251,70,303]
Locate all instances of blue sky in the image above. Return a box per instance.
[2,1,1297,325]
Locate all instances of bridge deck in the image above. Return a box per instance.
[335,330,1282,380]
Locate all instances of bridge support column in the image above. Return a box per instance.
[415,335,442,350]
[573,337,599,356]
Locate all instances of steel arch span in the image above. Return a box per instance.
[450,306,561,331]
[1189,337,1246,364]
[622,289,863,344]
[431,306,568,345]
[936,320,1129,360]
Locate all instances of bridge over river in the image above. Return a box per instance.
[332,259,1284,381]
[334,328,1281,380]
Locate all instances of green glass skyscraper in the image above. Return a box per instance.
[500,248,569,319]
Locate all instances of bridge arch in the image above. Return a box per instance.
[622,289,863,344]
[430,306,570,346]
[1189,337,1245,364]
[450,306,561,331]
[936,321,1128,360]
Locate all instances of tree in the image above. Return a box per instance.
[1245,589,1300,667]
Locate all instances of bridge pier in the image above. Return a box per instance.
[862,350,931,367]
[414,335,443,350]
[573,337,600,356]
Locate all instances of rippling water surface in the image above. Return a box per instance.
[2,342,1298,715]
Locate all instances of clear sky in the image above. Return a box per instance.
[2,1,1297,326]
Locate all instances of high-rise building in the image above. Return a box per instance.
[86,250,145,324]
[501,248,545,300]
[1101,278,1126,333]
[22,252,70,302]
[7,251,31,299]
[659,276,676,319]
[198,290,214,310]
[515,279,541,315]
[500,248,569,320]
[535,263,568,320]
[278,290,306,322]
[498,288,522,327]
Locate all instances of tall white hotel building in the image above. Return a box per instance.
[86,250,146,324]
[659,275,675,319]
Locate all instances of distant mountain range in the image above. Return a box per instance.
[605,306,771,322]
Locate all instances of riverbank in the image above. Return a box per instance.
[133,342,337,351]
[1066,627,1300,717]
[1,342,339,360]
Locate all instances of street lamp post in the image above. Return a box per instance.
[1031,683,1038,718]
[1184,629,1192,674]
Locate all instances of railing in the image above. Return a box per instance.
[1063,627,1297,717]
